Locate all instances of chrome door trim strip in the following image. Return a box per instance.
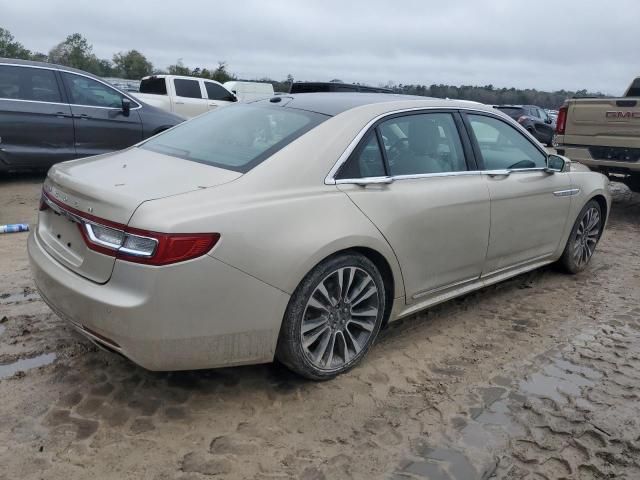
[481,253,552,279]
[553,188,581,197]
[0,62,142,110]
[412,275,480,300]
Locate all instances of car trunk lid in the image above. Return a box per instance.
[37,147,241,283]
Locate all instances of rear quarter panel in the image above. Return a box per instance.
[129,185,405,299]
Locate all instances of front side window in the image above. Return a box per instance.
[63,72,125,108]
[467,114,546,170]
[379,113,467,176]
[141,104,327,173]
[205,82,235,101]
[0,65,61,103]
[174,79,202,99]
[336,132,386,179]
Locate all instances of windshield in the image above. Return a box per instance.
[140,104,327,172]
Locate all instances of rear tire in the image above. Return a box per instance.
[559,200,603,274]
[276,253,386,380]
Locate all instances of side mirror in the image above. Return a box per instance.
[545,118,552,124]
[546,154,568,173]
[122,98,131,117]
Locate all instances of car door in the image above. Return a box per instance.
[534,108,554,143]
[172,78,209,117]
[203,81,236,110]
[61,72,142,158]
[335,111,490,303]
[463,112,572,275]
[0,64,74,169]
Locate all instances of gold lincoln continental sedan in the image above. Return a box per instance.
[29,93,610,379]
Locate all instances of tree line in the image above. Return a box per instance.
[1,27,602,108]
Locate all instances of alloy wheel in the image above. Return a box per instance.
[300,266,380,371]
[573,206,600,267]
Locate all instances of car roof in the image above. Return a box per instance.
[0,57,107,80]
[252,92,496,117]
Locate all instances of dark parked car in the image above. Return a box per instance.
[494,105,556,146]
[290,81,394,94]
[0,58,183,172]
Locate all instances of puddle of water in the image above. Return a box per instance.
[398,444,477,480]
[394,325,611,477]
[0,353,56,379]
[519,356,595,404]
[0,324,5,336]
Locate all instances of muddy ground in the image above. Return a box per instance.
[0,173,639,480]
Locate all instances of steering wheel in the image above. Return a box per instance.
[387,138,409,164]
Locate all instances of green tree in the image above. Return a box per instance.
[211,61,233,83]
[166,59,191,76]
[112,49,153,79]
[0,27,32,59]
[48,33,109,75]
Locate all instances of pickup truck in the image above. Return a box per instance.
[132,75,237,119]
[555,76,640,183]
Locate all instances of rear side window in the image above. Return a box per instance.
[467,114,546,170]
[205,82,235,101]
[0,65,62,103]
[174,79,202,98]
[141,104,327,173]
[336,132,386,179]
[139,77,167,95]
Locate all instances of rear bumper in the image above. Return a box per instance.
[557,142,640,174]
[28,230,290,371]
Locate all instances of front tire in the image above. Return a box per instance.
[276,253,386,380]
[559,200,603,273]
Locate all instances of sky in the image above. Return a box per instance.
[2,0,638,94]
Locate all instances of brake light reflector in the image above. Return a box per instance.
[556,106,568,134]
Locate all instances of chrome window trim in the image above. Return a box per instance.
[325,106,549,185]
[0,62,142,110]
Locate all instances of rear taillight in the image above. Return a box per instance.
[42,190,220,266]
[517,115,528,124]
[556,106,568,134]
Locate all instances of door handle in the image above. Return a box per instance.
[208,103,217,107]
[175,101,185,105]
[73,113,90,120]
[486,170,511,177]
[56,112,72,118]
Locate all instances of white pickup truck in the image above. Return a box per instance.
[132,75,237,119]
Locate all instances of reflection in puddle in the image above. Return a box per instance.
[0,353,56,379]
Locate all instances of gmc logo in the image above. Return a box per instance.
[606,111,640,119]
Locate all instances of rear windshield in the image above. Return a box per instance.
[140,104,327,173]
[626,78,640,97]
[496,107,524,118]
[139,77,167,95]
